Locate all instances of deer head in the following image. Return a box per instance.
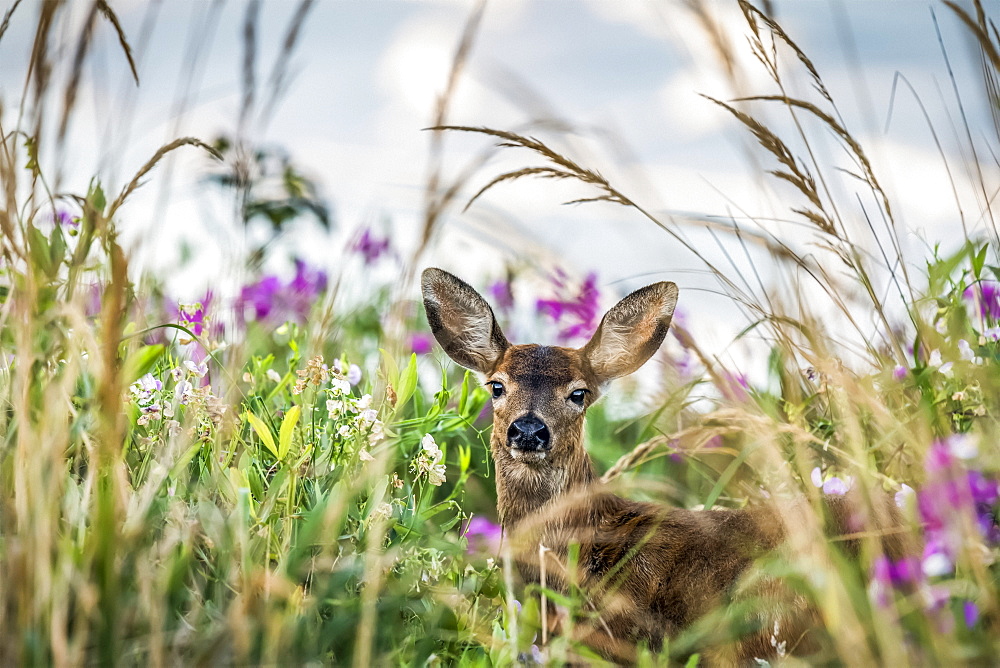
[421,268,678,527]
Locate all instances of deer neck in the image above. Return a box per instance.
[491,426,597,530]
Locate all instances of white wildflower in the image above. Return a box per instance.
[184,360,208,378]
[370,501,393,523]
[413,434,447,486]
[175,379,193,405]
[357,408,378,429]
[426,466,447,486]
[922,552,953,578]
[947,434,978,460]
[347,363,362,386]
[895,483,915,509]
[326,399,345,419]
[421,433,442,459]
[330,378,351,396]
[355,393,372,411]
[130,373,161,402]
[368,420,385,445]
[266,369,282,383]
[958,339,983,364]
[359,448,375,462]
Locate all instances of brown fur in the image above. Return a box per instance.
[421,268,907,664]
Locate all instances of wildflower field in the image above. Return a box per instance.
[3,1,1000,665]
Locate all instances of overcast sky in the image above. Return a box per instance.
[2,0,997,372]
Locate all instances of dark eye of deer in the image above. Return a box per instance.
[568,389,587,406]
[488,381,505,399]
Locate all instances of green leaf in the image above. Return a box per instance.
[703,446,752,510]
[89,180,106,213]
[395,353,419,408]
[24,136,38,172]
[278,405,301,460]
[458,371,471,415]
[122,344,165,382]
[246,411,279,459]
[459,443,471,474]
[27,225,52,276]
[49,224,66,269]
[973,243,989,279]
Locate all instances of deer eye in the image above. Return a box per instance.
[568,389,588,406]
[488,381,505,399]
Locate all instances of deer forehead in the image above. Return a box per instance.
[493,345,591,390]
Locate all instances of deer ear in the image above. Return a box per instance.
[581,282,678,384]
[421,268,509,374]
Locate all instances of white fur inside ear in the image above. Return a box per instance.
[583,281,677,383]
[459,310,501,363]
[422,268,510,372]
[594,320,634,376]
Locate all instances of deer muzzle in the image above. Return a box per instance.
[507,414,551,457]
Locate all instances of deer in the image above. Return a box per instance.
[420,267,909,664]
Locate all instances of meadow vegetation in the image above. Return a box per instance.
[1,0,1000,665]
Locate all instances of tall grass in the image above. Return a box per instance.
[1,0,999,665]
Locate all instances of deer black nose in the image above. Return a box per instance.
[507,415,550,451]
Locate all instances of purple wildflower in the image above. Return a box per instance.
[351,228,391,266]
[52,209,79,229]
[674,348,695,379]
[236,259,327,324]
[464,516,503,554]
[917,439,1000,576]
[720,370,750,402]
[872,554,920,587]
[409,332,433,355]
[924,439,954,474]
[238,275,282,321]
[964,600,979,628]
[286,259,328,321]
[177,295,210,337]
[85,283,103,318]
[488,280,515,313]
[536,271,600,344]
[893,365,907,380]
[964,281,1000,320]
[810,466,853,496]
[823,477,852,496]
